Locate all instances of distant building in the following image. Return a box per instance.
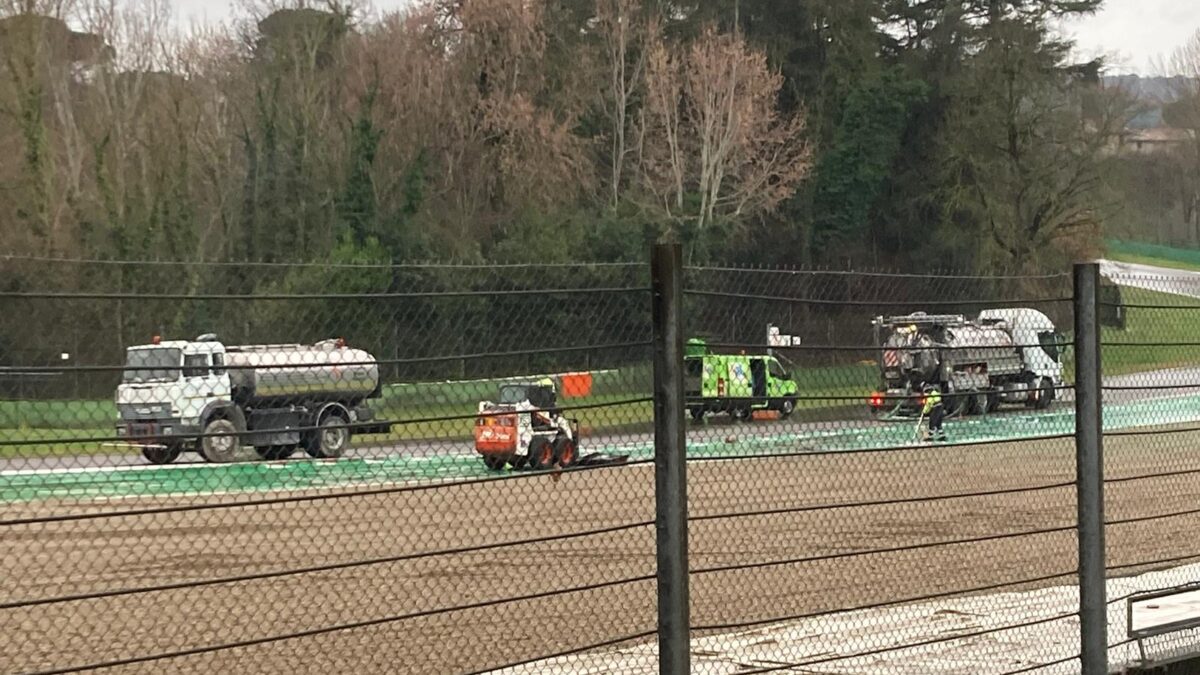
[1114,127,1194,154]
[1102,75,1194,155]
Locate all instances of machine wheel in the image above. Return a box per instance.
[256,445,297,461]
[1034,378,1055,410]
[482,455,507,471]
[306,413,350,459]
[553,436,579,468]
[142,444,182,465]
[528,436,555,470]
[779,398,796,419]
[200,418,240,463]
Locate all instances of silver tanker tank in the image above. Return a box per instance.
[881,316,1024,385]
[226,339,381,405]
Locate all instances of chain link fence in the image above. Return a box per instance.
[0,249,1196,673]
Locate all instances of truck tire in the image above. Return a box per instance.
[553,436,578,468]
[986,393,1001,413]
[1034,378,1055,410]
[200,418,240,463]
[256,445,296,461]
[528,436,555,470]
[142,444,181,465]
[689,408,705,422]
[968,392,989,416]
[305,413,350,459]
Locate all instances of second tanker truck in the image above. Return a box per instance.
[869,309,1066,418]
[116,334,388,464]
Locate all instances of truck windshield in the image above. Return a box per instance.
[1038,331,1063,362]
[123,348,182,383]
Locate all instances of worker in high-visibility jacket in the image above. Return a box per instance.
[922,384,947,442]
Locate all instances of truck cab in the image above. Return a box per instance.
[977,308,1066,386]
[116,336,231,462]
[684,343,800,421]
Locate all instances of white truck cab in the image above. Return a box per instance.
[116,336,230,451]
[977,308,1065,388]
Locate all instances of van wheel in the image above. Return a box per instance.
[553,436,578,468]
[482,455,507,471]
[779,398,796,419]
[200,418,240,463]
[142,444,182,465]
[528,436,555,470]
[306,412,350,459]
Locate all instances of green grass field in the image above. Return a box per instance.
[1101,242,1200,375]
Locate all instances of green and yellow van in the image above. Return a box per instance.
[684,339,799,421]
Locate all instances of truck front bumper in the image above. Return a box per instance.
[116,419,200,445]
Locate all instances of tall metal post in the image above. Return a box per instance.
[1074,262,1107,674]
[651,243,690,674]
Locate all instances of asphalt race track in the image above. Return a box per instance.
[1,368,1197,503]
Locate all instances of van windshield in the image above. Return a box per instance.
[123,348,182,383]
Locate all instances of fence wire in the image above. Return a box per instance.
[3,255,1199,674]
[1098,269,1200,671]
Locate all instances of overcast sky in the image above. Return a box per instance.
[167,0,1200,76]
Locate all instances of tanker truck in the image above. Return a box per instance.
[116,334,387,464]
[869,309,1065,417]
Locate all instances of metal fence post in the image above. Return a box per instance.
[651,243,690,674]
[1074,262,1107,674]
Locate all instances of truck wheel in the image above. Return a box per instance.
[528,436,554,470]
[689,408,705,422]
[779,398,796,419]
[306,413,350,459]
[986,393,1001,413]
[968,392,989,416]
[1034,379,1055,410]
[142,444,181,465]
[482,455,507,471]
[200,418,240,463]
[553,436,578,468]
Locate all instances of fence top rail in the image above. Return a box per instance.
[0,254,648,271]
[687,264,1072,280]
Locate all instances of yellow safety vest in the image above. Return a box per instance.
[922,389,942,414]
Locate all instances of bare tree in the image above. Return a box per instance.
[1165,29,1200,245]
[638,25,811,255]
[595,0,646,208]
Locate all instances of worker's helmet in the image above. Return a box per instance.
[538,377,555,390]
[922,384,937,394]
